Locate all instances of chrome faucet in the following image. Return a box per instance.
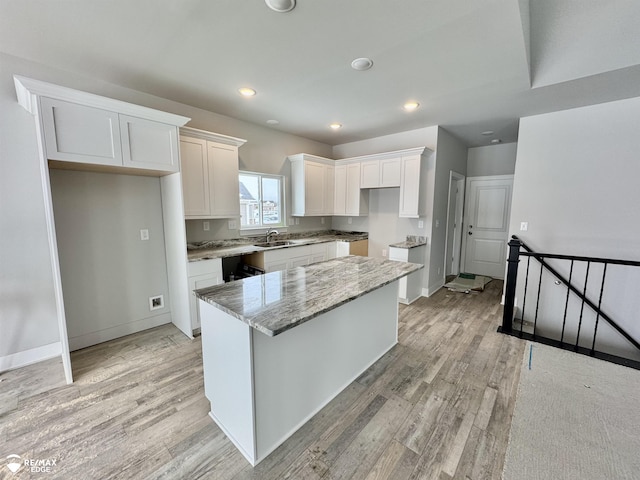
[266,228,279,243]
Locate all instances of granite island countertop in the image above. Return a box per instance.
[187,230,368,262]
[195,255,422,336]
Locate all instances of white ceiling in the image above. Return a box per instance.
[2,0,640,147]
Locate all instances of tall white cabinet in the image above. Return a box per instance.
[180,127,247,219]
[289,154,335,216]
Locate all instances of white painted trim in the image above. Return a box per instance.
[209,411,256,465]
[338,146,429,162]
[180,126,247,147]
[0,342,62,372]
[68,313,171,351]
[287,153,335,165]
[14,75,190,126]
[31,97,74,384]
[444,171,466,277]
[423,279,445,297]
[161,173,194,339]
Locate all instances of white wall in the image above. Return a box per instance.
[0,52,334,367]
[512,96,640,360]
[467,142,517,177]
[428,129,468,294]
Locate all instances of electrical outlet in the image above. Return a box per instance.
[203,221,210,231]
[435,219,440,228]
[149,295,164,311]
[228,220,237,230]
[418,220,424,229]
[295,218,300,225]
[520,221,528,231]
[382,249,387,257]
[140,229,149,241]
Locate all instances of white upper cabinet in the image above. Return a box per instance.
[120,115,179,172]
[40,97,123,166]
[24,76,190,174]
[360,157,401,188]
[399,153,425,218]
[289,154,335,216]
[334,161,368,216]
[180,127,247,219]
[180,137,210,216]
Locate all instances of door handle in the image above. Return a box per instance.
[468,231,473,235]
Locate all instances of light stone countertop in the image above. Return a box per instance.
[195,256,422,336]
[187,230,368,261]
[389,235,427,249]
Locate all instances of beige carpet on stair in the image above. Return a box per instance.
[502,342,640,480]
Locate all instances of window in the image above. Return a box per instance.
[239,172,285,229]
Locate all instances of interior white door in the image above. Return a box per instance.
[463,175,513,279]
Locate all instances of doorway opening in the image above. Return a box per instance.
[444,171,466,279]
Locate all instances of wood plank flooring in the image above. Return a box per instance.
[0,280,525,479]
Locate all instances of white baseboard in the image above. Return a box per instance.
[0,342,62,372]
[423,279,445,298]
[68,313,171,351]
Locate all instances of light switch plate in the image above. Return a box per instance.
[418,220,424,229]
[140,229,149,241]
[203,221,210,231]
[520,222,528,231]
[228,220,237,230]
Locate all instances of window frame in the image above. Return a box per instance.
[239,170,286,231]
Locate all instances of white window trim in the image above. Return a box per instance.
[239,170,287,231]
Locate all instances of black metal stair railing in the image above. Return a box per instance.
[500,235,640,369]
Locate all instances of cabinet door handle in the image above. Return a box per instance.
[468,231,473,235]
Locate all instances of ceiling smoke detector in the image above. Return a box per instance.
[265,0,296,12]
[351,57,374,71]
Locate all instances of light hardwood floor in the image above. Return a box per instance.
[0,280,525,479]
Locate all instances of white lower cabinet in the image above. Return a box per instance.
[188,258,223,331]
[262,243,328,273]
[389,245,424,304]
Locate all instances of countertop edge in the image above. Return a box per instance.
[195,258,423,336]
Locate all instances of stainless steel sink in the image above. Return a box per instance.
[253,240,296,248]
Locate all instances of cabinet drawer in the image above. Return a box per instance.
[188,258,223,277]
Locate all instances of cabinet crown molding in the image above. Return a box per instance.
[287,153,335,166]
[14,75,190,127]
[180,126,247,147]
[337,146,428,163]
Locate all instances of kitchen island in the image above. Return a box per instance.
[195,256,422,465]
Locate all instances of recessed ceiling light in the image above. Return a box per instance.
[403,102,420,111]
[329,123,342,130]
[491,138,502,144]
[351,57,373,71]
[481,130,494,136]
[266,119,279,125]
[238,87,256,97]
[265,0,296,12]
